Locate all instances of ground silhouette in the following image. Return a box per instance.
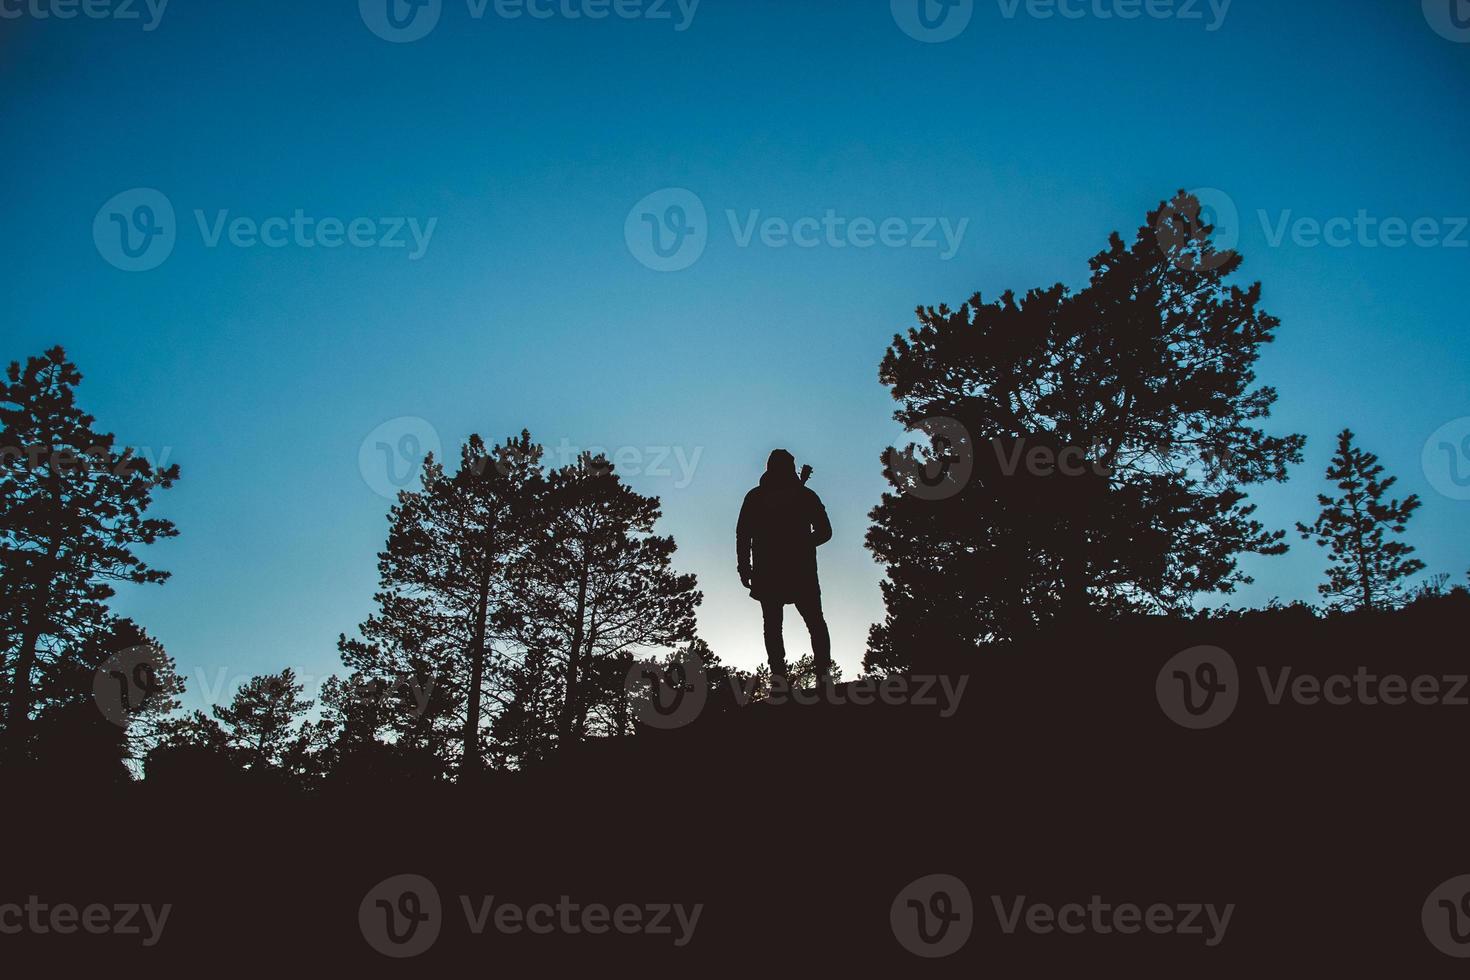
[9,593,1469,970]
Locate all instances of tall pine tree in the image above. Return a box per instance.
[340,432,543,778]
[1297,429,1424,611]
[513,453,700,746]
[0,347,179,760]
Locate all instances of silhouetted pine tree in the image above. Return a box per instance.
[340,432,543,779]
[488,645,560,768]
[1296,429,1424,611]
[0,347,179,759]
[513,454,700,746]
[866,192,1305,670]
[212,668,314,772]
[33,615,185,774]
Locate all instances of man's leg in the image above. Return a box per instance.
[760,599,788,679]
[794,593,832,685]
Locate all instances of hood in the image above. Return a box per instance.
[761,449,800,488]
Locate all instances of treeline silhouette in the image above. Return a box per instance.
[865,190,1456,670]
[2,192,1465,793]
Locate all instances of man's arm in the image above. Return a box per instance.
[736,492,754,586]
[810,492,832,548]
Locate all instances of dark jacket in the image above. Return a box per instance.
[737,464,832,604]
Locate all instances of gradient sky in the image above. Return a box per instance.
[3,0,1467,712]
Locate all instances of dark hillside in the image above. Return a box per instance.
[9,593,1470,971]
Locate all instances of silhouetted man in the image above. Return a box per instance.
[737,449,833,684]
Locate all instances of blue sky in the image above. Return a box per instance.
[3,0,1467,710]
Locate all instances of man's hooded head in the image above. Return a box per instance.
[764,449,798,486]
